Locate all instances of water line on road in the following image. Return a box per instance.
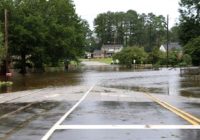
[0,103,33,120]
[0,88,46,103]
[1,107,48,140]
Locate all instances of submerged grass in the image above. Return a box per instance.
[81,58,112,64]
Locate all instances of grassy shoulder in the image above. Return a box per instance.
[81,58,112,64]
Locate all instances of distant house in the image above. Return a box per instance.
[101,44,123,57]
[92,44,123,58]
[160,42,182,52]
[93,50,104,58]
[85,52,92,59]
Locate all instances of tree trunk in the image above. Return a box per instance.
[0,60,7,75]
[20,53,26,74]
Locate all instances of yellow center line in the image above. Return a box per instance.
[161,100,200,124]
[143,93,200,125]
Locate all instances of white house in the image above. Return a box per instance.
[160,45,166,52]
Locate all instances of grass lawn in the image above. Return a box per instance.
[81,58,112,64]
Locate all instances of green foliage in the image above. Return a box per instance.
[81,58,112,64]
[0,81,13,87]
[177,0,200,66]
[168,51,180,67]
[170,26,180,42]
[0,0,88,73]
[147,47,166,65]
[148,47,192,67]
[94,11,167,51]
[0,32,5,62]
[181,54,192,66]
[178,0,200,45]
[184,36,200,65]
[113,47,147,67]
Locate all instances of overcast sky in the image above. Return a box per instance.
[73,0,180,29]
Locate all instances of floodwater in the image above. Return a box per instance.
[0,65,199,98]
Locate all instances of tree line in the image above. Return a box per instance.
[93,0,200,66]
[94,10,174,52]
[0,0,89,74]
[178,0,200,66]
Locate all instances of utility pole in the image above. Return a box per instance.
[166,15,169,68]
[4,9,9,75]
[149,23,152,52]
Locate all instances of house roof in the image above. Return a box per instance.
[93,50,102,54]
[102,44,123,50]
[162,42,182,51]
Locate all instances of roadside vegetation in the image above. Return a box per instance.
[87,0,199,68]
[0,81,13,87]
[113,47,147,67]
[0,0,89,74]
[112,46,192,68]
[176,0,200,66]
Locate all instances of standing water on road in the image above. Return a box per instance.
[0,66,199,98]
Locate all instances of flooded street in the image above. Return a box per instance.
[0,64,200,140]
[1,65,199,98]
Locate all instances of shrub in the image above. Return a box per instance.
[184,36,200,66]
[113,46,147,67]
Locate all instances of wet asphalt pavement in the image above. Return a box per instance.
[51,129,200,140]
[0,64,200,140]
[0,102,74,140]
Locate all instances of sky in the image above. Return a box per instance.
[73,0,180,29]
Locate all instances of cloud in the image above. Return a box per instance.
[73,0,180,29]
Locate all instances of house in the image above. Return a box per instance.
[85,52,92,59]
[92,44,123,58]
[92,50,104,58]
[160,42,182,52]
[101,44,123,57]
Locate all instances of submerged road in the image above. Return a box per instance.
[0,64,200,140]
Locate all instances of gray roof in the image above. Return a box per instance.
[102,44,123,49]
[93,50,102,54]
[163,42,182,50]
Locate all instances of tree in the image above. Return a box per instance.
[0,31,5,61]
[179,0,200,45]
[0,23,6,74]
[170,25,179,42]
[143,13,167,52]
[94,11,167,51]
[147,47,165,65]
[178,0,200,66]
[184,36,200,66]
[0,0,88,74]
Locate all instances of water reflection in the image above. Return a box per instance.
[0,71,83,93]
[100,68,181,96]
[0,66,199,98]
[180,76,200,98]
